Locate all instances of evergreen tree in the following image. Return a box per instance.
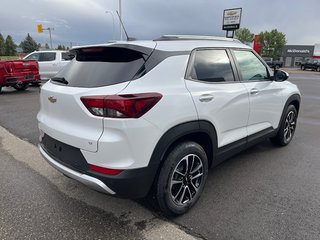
[57,44,66,50]
[5,35,16,56]
[20,33,39,53]
[45,43,50,49]
[0,33,5,56]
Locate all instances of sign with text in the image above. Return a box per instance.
[223,8,242,30]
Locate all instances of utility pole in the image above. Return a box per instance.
[47,27,54,49]
[37,24,54,49]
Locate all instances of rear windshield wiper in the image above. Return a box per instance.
[51,77,69,85]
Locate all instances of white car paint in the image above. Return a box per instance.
[24,50,73,80]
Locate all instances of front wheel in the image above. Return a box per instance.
[270,105,297,146]
[155,142,208,217]
[317,66,320,72]
[13,82,29,91]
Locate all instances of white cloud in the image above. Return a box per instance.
[0,0,319,47]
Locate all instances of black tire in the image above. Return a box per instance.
[270,105,297,146]
[303,66,306,70]
[13,82,29,91]
[275,65,280,70]
[155,141,208,216]
[317,66,320,72]
[0,86,2,93]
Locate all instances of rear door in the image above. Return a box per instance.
[185,48,249,148]
[38,52,58,79]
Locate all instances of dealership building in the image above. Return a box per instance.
[280,44,320,67]
[253,35,320,67]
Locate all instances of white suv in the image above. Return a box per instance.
[38,35,301,216]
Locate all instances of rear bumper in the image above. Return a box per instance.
[3,74,40,86]
[39,144,116,195]
[39,141,159,199]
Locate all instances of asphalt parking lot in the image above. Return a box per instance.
[0,69,320,239]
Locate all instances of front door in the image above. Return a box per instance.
[232,50,284,136]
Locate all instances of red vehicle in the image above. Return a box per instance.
[0,60,40,93]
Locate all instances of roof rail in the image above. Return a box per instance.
[154,35,241,43]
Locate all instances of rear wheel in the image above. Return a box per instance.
[317,66,320,72]
[13,82,29,91]
[155,142,208,216]
[270,105,297,146]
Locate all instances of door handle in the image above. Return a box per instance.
[250,88,259,95]
[199,94,214,102]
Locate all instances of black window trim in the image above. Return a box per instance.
[229,48,273,83]
[184,47,241,84]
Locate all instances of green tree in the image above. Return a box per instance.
[57,44,66,50]
[45,43,50,49]
[0,33,5,56]
[20,33,39,53]
[5,35,16,56]
[235,28,254,45]
[0,34,5,56]
[259,29,286,60]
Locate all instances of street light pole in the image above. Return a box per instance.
[119,0,122,40]
[105,11,115,40]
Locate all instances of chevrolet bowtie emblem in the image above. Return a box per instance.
[48,96,57,103]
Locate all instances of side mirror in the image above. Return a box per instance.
[274,70,289,81]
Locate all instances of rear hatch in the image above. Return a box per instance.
[38,42,156,152]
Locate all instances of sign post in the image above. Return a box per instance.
[222,8,242,38]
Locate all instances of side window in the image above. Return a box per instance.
[62,52,75,61]
[25,53,39,60]
[38,52,56,62]
[233,50,269,81]
[186,49,235,82]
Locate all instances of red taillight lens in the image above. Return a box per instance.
[88,164,123,175]
[81,93,162,118]
[5,63,13,73]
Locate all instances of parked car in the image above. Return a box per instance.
[24,50,75,80]
[38,35,301,216]
[0,59,40,93]
[262,57,283,69]
[301,58,320,71]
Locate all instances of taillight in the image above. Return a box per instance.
[5,63,13,73]
[88,164,123,175]
[81,93,162,118]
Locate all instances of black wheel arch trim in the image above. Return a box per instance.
[149,120,217,168]
[275,93,301,135]
[281,93,301,121]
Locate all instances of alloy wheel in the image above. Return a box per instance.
[284,110,296,143]
[170,154,203,206]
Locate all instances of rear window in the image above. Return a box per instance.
[55,47,149,88]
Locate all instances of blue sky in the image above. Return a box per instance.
[0,0,319,47]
